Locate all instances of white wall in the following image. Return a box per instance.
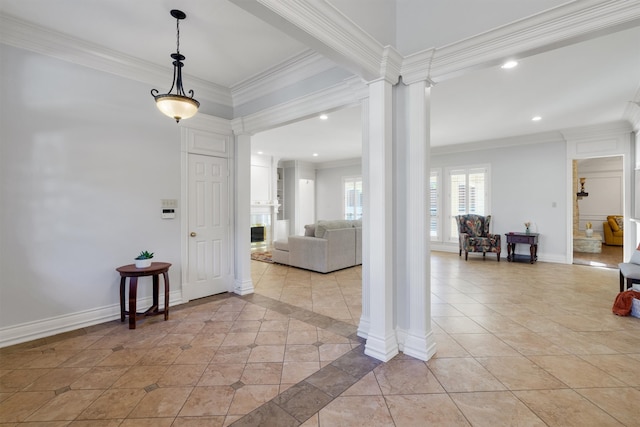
[0,45,184,344]
[315,161,362,220]
[431,140,568,261]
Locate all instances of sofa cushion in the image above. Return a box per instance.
[615,217,624,230]
[608,217,620,232]
[304,224,316,236]
[629,250,640,265]
[315,220,354,238]
[273,240,289,251]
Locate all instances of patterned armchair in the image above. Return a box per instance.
[455,214,501,261]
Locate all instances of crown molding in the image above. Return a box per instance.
[231,76,367,135]
[0,13,233,106]
[431,130,566,156]
[401,49,436,86]
[560,120,633,141]
[314,157,362,170]
[231,0,393,83]
[230,49,336,107]
[427,0,640,83]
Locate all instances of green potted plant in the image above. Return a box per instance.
[134,250,154,268]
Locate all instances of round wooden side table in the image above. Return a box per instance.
[116,262,171,329]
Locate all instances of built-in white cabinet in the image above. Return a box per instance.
[277,167,285,220]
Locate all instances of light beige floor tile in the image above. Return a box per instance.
[248,344,285,363]
[578,354,640,386]
[476,356,567,390]
[450,391,546,427]
[120,418,174,426]
[241,362,283,385]
[450,333,520,357]
[318,343,352,362]
[219,332,257,347]
[0,391,55,422]
[255,331,288,345]
[514,389,624,426]
[528,355,626,388]
[59,349,113,367]
[173,416,226,426]
[70,366,129,390]
[281,362,320,384]
[495,331,569,356]
[386,394,470,426]
[227,384,279,415]
[22,367,90,391]
[577,387,640,427]
[26,389,103,421]
[0,368,51,392]
[374,359,445,395]
[78,388,145,420]
[129,386,192,418]
[341,372,382,396]
[157,364,206,387]
[318,395,394,427]
[284,345,319,362]
[197,364,245,386]
[111,365,167,389]
[427,357,506,392]
[178,386,234,417]
[432,317,488,334]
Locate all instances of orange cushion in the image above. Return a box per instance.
[608,217,620,232]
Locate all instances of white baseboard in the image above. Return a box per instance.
[0,290,184,348]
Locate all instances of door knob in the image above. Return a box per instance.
[190,232,197,237]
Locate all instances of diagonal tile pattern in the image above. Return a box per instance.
[0,252,638,426]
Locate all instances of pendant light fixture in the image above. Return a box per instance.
[151,9,199,123]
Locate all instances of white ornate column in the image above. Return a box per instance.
[234,132,254,295]
[358,98,370,339]
[402,80,436,361]
[364,78,398,362]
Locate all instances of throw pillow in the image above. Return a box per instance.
[615,217,624,230]
[608,217,620,232]
[630,250,640,265]
[304,224,316,237]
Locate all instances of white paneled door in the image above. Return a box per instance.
[186,154,231,300]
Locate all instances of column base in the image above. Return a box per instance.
[402,330,437,361]
[233,279,254,296]
[364,332,399,362]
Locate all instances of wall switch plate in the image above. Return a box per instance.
[161,199,177,219]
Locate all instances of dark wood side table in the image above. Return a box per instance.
[116,262,171,329]
[505,233,539,264]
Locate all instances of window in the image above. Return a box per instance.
[430,170,441,240]
[343,176,363,220]
[447,166,490,241]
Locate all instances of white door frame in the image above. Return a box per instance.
[180,117,235,303]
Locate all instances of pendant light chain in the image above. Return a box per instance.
[175,17,180,55]
[150,9,199,123]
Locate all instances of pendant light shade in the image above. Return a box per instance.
[151,10,199,123]
[154,94,199,121]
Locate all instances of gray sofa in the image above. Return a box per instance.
[272,220,362,273]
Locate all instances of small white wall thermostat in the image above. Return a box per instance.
[161,199,177,219]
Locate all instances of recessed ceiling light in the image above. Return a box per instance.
[501,60,518,69]
[313,153,319,157]
[532,116,542,121]
[257,151,263,154]
[319,114,328,120]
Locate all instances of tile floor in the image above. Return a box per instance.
[1,252,639,426]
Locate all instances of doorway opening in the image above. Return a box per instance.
[572,156,623,269]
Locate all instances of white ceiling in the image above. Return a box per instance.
[2,0,639,164]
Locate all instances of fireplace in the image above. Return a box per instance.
[251,225,266,243]
[250,206,273,249]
